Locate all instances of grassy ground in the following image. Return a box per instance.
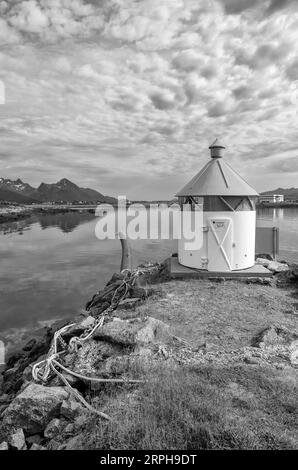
[85,363,297,450]
[134,279,298,350]
[77,278,298,450]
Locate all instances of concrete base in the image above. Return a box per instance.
[168,256,272,279]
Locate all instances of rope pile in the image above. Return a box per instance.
[32,265,160,420]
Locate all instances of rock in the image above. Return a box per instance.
[93,317,172,347]
[252,325,298,349]
[267,261,289,273]
[47,439,61,450]
[102,355,131,377]
[255,258,270,267]
[26,434,43,446]
[60,399,85,421]
[73,414,90,430]
[30,443,46,450]
[64,340,123,378]
[23,339,37,352]
[255,253,274,261]
[0,442,8,450]
[136,317,171,345]
[0,394,10,404]
[117,298,142,310]
[62,316,96,342]
[246,277,273,285]
[93,318,141,346]
[79,316,95,329]
[2,327,54,395]
[44,418,64,439]
[8,428,27,450]
[64,423,75,434]
[2,383,69,435]
[2,367,23,395]
[64,434,85,450]
[290,264,298,278]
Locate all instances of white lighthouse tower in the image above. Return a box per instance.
[176,140,259,272]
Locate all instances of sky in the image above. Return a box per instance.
[0,0,298,199]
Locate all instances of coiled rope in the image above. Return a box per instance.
[32,265,159,420]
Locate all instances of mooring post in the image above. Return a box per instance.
[118,232,133,272]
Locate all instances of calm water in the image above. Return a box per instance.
[0,207,298,336]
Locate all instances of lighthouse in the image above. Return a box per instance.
[176,140,259,272]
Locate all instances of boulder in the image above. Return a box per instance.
[2,383,69,435]
[30,443,46,450]
[290,264,298,278]
[8,428,27,450]
[61,316,96,342]
[64,423,75,435]
[60,399,85,421]
[136,317,171,345]
[26,434,43,446]
[255,258,271,267]
[0,394,10,404]
[252,325,298,349]
[44,418,65,439]
[64,340,124,377]
[267,261,289,273]
[246,277,273,285]
[117,298,142,310]
[0,442,8,450]
[93,317,172,347]
[93,318,141,346]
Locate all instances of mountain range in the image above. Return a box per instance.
[0,178,117,204]
[261,187,298,199]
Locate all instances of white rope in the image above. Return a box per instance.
[31,264,159,418]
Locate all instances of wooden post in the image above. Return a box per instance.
[118,232,132,272]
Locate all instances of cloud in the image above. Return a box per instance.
[0,0,297,198]
[150,88,176,110]
[286,58,298,81]
[3,0,104,42]
[266,0,298,15]
[219,0,259,15]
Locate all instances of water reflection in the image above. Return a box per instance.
[0,211,96,235]
[38,211,95,233]
[0,208,298,334]
[0,211,176,333]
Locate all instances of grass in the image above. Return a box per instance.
[135,279,298,350]
[83,363,298,450]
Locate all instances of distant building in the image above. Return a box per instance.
[284,195,298,202]
[259,194,284,204]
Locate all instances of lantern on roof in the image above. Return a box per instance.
[176,140,259,272]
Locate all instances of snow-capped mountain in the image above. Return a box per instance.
[0,177,116,203]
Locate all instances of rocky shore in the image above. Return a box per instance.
[0,259,297,450]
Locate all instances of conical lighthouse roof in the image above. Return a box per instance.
[176,141,259,197]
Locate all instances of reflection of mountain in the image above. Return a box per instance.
[0,212,96,235]
[38,212,95,233]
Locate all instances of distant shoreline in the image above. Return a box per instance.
[0,205,97,225]
[257,202,298,208]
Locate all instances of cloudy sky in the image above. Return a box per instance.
[0,0,298,199]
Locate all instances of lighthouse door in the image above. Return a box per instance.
[207,217,233,272]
